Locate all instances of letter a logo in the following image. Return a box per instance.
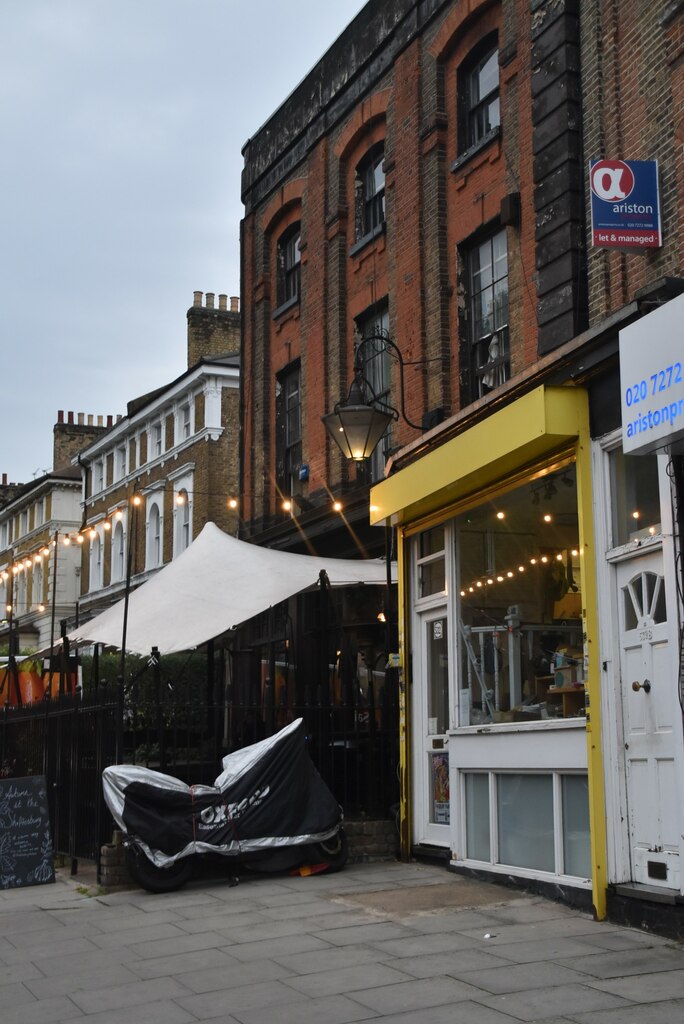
[590,159,635,202]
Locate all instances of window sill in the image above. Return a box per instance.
[448,717,586,736]
[349,221,385,258]
[272,295,299,320]
[451,126,501,175]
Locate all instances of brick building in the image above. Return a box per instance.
[0,413,109,654]
[240,0,684,927]
[76,293,240,622]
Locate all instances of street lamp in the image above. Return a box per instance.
[321,331,422,461]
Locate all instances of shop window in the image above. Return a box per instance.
[275,362,302,504]
[461,228,509,403]
[458,36,500,153]
[276,223,301,311]
[355,142,385,243]
[609,448,661,547]
[454,462,583,725]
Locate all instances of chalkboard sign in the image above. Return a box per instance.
[0,776,55,889]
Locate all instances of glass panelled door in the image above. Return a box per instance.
[414,609,453,845]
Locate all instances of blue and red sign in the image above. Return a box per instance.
[589,159,661,249]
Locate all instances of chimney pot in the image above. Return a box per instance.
[193,290,203,307]
[205,292,215,309]
[107,415,113,427]
[87,414,93,426]
[67,411,74,425]
[57,410,64,424]
[116,414,122,423]
[78,413,84,425]
[230,296,239,312]
[218,294,227,311]
[97,415,103,427]
[2,473,6,486]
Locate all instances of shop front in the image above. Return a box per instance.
[370,385,608,917]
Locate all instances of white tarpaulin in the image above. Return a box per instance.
[68,522,394,655]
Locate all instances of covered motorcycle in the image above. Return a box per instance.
[102,718,347,892]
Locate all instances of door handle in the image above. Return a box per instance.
[631,679,651,694]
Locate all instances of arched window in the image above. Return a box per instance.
[111,521,125,583]
[276,223,301,309]
[147,502,162,569]
[458,36,500,153]
[355,142,385,241]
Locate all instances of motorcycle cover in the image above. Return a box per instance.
[102,719,343,867]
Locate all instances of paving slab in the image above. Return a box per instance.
[474,982,633,1021]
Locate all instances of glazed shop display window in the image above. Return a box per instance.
[456,463,584,724]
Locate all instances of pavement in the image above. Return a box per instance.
[2,859,684,1024]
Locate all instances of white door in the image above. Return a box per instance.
[412,610,452,847]
[617,548,681,888]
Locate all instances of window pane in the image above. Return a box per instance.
[465,773,490,860]
[498,774,554,871]
[420,526,445,558]
[429,752,450,824]
[420,559,446,597]
[427,617,449,733]
[562,775,590,878]
[609,449,660,546]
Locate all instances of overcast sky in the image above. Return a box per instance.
[0,0,368,484]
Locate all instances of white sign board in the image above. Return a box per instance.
[620,292,684,455]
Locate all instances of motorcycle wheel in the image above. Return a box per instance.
[314,828,348,873]
[125,845,193,894]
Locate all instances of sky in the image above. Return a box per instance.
[0,0,368,484]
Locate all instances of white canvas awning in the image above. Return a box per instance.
[68,522,394,655]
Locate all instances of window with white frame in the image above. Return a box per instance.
[0,523,7,549]
[93,459,104,494]
[179,402,192,441]
[35,498,45,528]
[115,445,127,481]
[111,519,126,583]
[151,422,163,459]
[462,770,590,878]
[33,560,44,607]
[146,500,163,569]
[174,488,192,556]
[89,531,103,591]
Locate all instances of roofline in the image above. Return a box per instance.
[74,356,240,464]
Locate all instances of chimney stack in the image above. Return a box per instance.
[186,289,241,368]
